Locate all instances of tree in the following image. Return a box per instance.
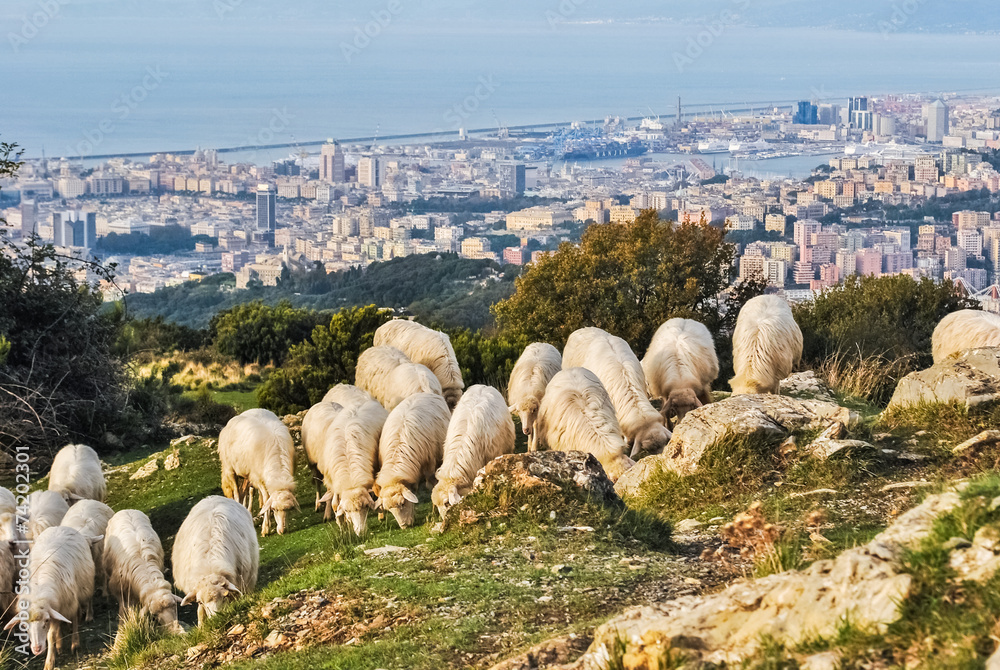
[492,211,735,354]
[255,305,393,415]
[210,300,327,366]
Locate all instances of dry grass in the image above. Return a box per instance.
[138,350,265,391]
[815,348,920,407]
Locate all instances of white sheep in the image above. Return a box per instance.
[730,295,803,395]
[375,393,451,529]
[642,318,719,429]
[0,541,13,622]
[432,385,516,519]
[932,309,1000,363]
[384,362,444,410]
[0,486,19,544]
[48,443,106,504]
[317,399,389,534]
[25,490,69,541]
[172,496,258,626]
[535,367,635,483]
[374,320,465,409]
[104,509,182,636]
[219,408,299,536]
[322,384,376,410]
[355,345,412,401]
[301,401,345,512]
[507,343,562,452]
[60,499,115,620]
[563,327,671,458]
[4,526,96,670]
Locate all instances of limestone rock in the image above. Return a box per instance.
[615,395,859,494]
[949,524,1000,583]
[953,430,1000,455]
[164,450,181,471]
[130,459,159,480]
[556,492,961,669]
[888,348,1000,410]
[801,652,841,670]
[779,371,835,402]
[806,438,875,460]
[490,634,590,670]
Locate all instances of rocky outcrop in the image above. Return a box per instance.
[540,492,962,670]
[779,371,835,402]
[888,348,1000,410]
[615,395,859,495]
[442,451,622,532]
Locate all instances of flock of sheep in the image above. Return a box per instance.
[7,298,996,670]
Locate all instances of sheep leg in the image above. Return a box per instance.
[221,468,239,501]
[85,597,93,622]
[197,604,206,627]
[309,463,324,512]
[259,485,271,536]
[71,615,80,653]
[45,623,59,670]
[527,431,537,453]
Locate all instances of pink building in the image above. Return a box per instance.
[503,246,529,265]
[856,249,883,277]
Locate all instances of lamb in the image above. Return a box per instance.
[4,526,96,670]
[642,318,719,429]
[172,496,258,626]
[219,408,299,536]
[103,509,182,636]
[730,295,803,395]
[355,345,444,409]
[25,490,69,541]
[60,499,115,619]
[322,384,376,410]
[931,309,1000,363]
[506,343,562,452]
[535,367,635,483]
[0,486,19,543]
[47,443,106,504]
[432,385,516,519]
[563,327,671,458]
[374,320,465,409]
[300,401,345,512]
[374,393,451,529]
[317,399,389,534]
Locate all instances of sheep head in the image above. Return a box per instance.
[515,398,540,437]
[335,488,376,536]
[629,422,672,460]
[663,388,703,428]
[148,590,184,634]
[444,387,463,412]
[261,490,300,535]
[3,604,71,657]
[376,483,419,529]
[431,479,465,520]
[182,575,242,622]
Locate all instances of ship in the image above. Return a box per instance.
[697,139,729,154]
[561,139,648,161]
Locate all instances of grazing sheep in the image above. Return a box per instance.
[355,345,412,401]
[383,362,444,410]
[730,295,803,395]
[0,486,19,544]
[375,393,451,529]
[60,499,115,619]
[374,320,465,409]
[507,343,562,452]
[300,401,345,512]
[432,386,516,519]
[642,318,720,429]
[104,510,182,636]
[172,496,258,626]
[563,328,671,458]
[48,443,106,504]
[535,367,635,483]
[932,309,1000,363]
[219,409,299,536]
[4,526,95,670]
[322,384,376,410]
[318,399,389,534]
[25,491,69,541]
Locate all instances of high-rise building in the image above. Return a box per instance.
[497,161,526,197]
[358,156,381,188]
[320,140,345,183]
[817,103,841,126]
[52,211,97,249]
[794,102,818,125]
[255,184,276,247]
[849,96,873,131]
[924,99,949,143]
[914,155,939,183]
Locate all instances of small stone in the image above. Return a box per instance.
[551,564,572,575]
[943,537,972,551]
[364,545,409,557]
[953,430,1000,455]
[186,644,206,659]
[675,519,705,533]
[129,459,159,480]
[164,450,181,471]
[708,516,725,524]
[536,595,553,603]
[881,481,935,492]
[802,651,841,670]
[227,624,245,636]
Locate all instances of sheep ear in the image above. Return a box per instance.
[335,508,345,519]
[402,488,419,504]
[292,497,301,512]
[4,617,19,631]
[507,405,517,414]
[172,594,184,604]
[50,609,71,624]
[180,593,197,607]
[318,491,334,504]
[67,493,83,502]
[225,581,242,596]
[88,534,104,546]
[448,491,463,506]
[373,498,383,510]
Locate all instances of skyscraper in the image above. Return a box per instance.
[497,161,526,197]
[849,96,873,130]
[52,211,97,249]
[794,101,818,125]
[358,156,381,189]
[320,140,345,183]
[256,183,276,247]
[924,99,949,143]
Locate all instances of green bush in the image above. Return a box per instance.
[210,300,328,366]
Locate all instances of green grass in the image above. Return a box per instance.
[208,388,259,412]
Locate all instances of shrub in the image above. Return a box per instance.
[210,300,328,366]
